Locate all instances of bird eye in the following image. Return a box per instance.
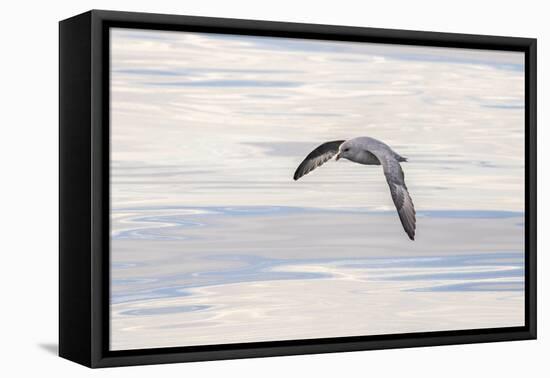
[343,148,349,152]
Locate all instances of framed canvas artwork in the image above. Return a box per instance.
[59,10,536,368]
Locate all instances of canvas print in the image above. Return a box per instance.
[109,28,525,351]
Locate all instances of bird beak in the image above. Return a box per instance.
[335,153,341,161]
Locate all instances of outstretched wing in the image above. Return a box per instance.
[293,140,345,180]
[369,148,416,240]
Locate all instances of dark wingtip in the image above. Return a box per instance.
[408,226,416,240]
[293,167,306,181]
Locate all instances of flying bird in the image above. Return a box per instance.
[293,137,416,240]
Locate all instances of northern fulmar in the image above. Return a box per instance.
[293,137,416,240]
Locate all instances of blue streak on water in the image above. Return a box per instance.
[391,55,524,72]
[115,69,184,76]
[112,286,193,304]
[383,268,524,282]
[340,252,523,269]
[112,278,157,285]
[120,305,211,316]
[115,68,302,76]
[112,254,333,305]
[112,252,524,307]
[482,104,524,110]
[409,281,524,292]
[113,207,314,240]
[418,210,523,219]
[143,80,302,88]
[114,214,204,240]
[113,205,301,214]
[113,206,524,218]
[112,207,524,241]
[112,262,142,269]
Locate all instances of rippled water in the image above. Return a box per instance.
[110,206,524,350]
[109,29,525,350]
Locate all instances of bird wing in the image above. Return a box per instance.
[293,140,345,180]
[369,148,416,240]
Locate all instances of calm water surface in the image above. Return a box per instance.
[110,29,525,350]
[110,207,524,350]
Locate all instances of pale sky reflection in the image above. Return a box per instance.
[110,28,525,212]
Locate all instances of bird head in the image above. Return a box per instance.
[335,142,353,161]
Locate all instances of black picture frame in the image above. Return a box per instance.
[59,9,537,368]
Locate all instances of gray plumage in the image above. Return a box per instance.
[293,140,345,180]
[293,136,416,240]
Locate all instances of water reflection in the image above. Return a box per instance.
[110,28,525,350]
[110,207,525,350]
